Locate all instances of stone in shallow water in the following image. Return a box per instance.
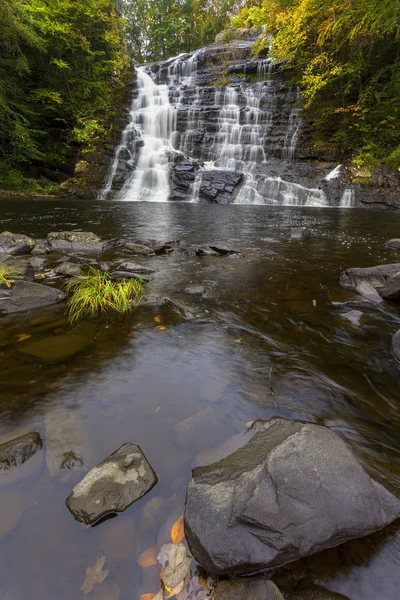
[0,432,42,471]
[355,281,383,303]
[20,333,90,363]
[115,261,157,275]
[0,231,35,255]
[340,263,400,289]
[124,242,154,255]
[291,584,349,600]
[291,227,311,240]
[54,261,83,276]
[66,443,158,525]
[340,309,363,326]
[184,418,400,576]
[214,579,284,600]
[379,272,400,300]
[384,239,400,250]
[47,231,103,251]
[0,280,65,316]
[392,330,400,362]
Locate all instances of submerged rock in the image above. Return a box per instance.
[110,271,151,283]
[0,432,42,471]
[45,408,92,477]
[392,330,400,362]
[66,443,158,525]
[291,584,349,600]
[0,280,66,316]
[0,231,35,255]
[47,231,103,251]
[340,263,400,289]
[184,418,400,575]
[291,227,311,240]
[209,244,240,256]
[19,333,90,363]
[214,579,284,600]
[115,261,157,275]
[340,309,363,326]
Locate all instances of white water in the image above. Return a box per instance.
[324,165,342,181]
[101,50,350,208]
[339,188,356,208]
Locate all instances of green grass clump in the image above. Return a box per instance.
[64,267,145,323]
[0,261,24,287]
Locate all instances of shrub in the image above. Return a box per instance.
[64,267,145,323]
[385,145,400,171]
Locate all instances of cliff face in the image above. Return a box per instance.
[100,34,400,208]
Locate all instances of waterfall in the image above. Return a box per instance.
[100,43,352,208]
[339,189,355,208]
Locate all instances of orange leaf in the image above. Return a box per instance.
[171,514,185,544]
[140,595,155,600]
[17,333,31,342]
[155,325,166,331]
[138,546,158,568]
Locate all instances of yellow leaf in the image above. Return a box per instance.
[234,338,242,343]
[155,325,166,331]
[138,546,158,568]
[154,316,162,323]
[156,406,161,412]
[17,333,31,342]
[171,514,185,544]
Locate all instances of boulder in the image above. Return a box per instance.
[110,271,150,283]
[0,231,35,255]
[379,272,400,300]
[115,262,157,275]
[54,261,83,277]
[340,263,400,289]
[355,281,383,304]
[392,330,400,362]
[31,240,50,255]
[66,443,158,525]
[214,579,284,600]
[47,231,103,251]
[0,280,66,316]
[291,227,311,240]
[384,239,400,250]
[124,243,154,255]
[184,418,400,576]
[0,257,34,280]
[0,432,42,471]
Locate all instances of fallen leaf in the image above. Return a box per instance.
[140,594,155,600]
[80,555,109,595]
[160,544,191,595]
[17,333,31,342]
[138,546,158,568]
[234,338,242,343]
[154,316,162,323]
[171,514,185,544]
[156,406,161,413]
[155,325,166,331]
[169,493,177,502]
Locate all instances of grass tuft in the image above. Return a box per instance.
[0,260,24,287]
[64,267,145,323]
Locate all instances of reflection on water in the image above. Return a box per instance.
[0,200,400,599]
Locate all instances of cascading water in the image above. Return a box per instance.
[101,41,349,208]
[339,188,356,208]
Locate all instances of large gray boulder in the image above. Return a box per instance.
[340,263,400,290]
[0,231,35,255]
[66,443,157,525]
[184,418,400,576]
[392,330,400,362]
[0,432,42,471]
[0,280,66,316]
[214,579,283,600]
[379,273,400,300]
[47,231,103,251]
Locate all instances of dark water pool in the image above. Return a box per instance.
[0,199,400,599]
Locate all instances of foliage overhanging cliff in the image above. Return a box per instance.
[232,0,400,170]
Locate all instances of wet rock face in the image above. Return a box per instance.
[0,280,66,316]
[340,263,400,290]
[184,418,400,576]
[47,231,103,251]
[66,443,158,525]
[0,231,35,256]
[0,432,43,471]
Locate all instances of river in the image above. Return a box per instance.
[0,199,400,599]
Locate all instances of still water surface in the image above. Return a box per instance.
[0,200,400,599]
